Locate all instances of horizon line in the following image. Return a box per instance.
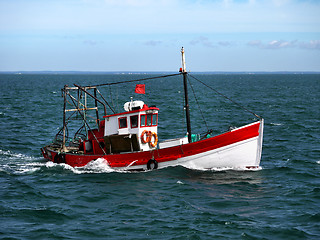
[1,70,320,74]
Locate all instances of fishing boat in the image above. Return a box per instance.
[41,48,264,171]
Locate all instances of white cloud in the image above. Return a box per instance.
[247,40,262,47]
[250,40,297,49]
[190,36,215,48]
[189,37,237,48]
[299,40,320,50]
[83,40,104,46]
[247,39,320,50]
[266,40,296,49]
[144,40,163,46]
[218,41,235,47]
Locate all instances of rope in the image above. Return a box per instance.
[189,74,262,119]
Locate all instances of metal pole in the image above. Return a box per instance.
[94,88,99,126]
[62,85,67,152]
[67,91,107,155]
[181,47,192,143]
[74,84,107,115]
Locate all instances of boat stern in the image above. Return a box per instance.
[178,120,264,170]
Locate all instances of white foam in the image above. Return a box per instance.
[0,149,46,174]
[47,158,132,174]
[36,161,83,174]
[270,122,283,126]
[78,158,116,173]
[183,164,262,172]
[45,161,55,168]
[0,149,35,160]
[32,161,83,174]
[15,161,50,174]
[1,148,114,174]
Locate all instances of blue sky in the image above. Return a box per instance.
[0,0,319,72]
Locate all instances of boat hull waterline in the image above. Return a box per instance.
[42,120,264,171]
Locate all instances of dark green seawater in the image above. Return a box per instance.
[0,73,319,239]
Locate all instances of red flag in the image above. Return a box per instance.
[135,84,145,94]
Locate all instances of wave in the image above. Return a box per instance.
[0,149,117,175]
[0,149,35,160]
[270,122,283,126]
[0,149,44,175]
[14,158,117,175]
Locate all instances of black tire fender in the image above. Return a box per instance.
[54,153,66,164]
[147,159,158,170]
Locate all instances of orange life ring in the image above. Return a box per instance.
[141,130,151,144]
[149,132,158,148]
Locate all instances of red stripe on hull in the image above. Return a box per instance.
[42,121,260,169]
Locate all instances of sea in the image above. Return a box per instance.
[0,72,319,239]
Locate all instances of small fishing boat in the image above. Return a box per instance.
[41,48,264,171]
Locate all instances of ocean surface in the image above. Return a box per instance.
[0,72,319,239]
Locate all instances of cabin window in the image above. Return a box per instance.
[140,114,158,127]
[147,114,152,126]
[152,114,158,126]
[130,115,138,128]
[140,115,146,127]
[119,117,127,129]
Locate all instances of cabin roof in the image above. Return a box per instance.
[103,105,159,118]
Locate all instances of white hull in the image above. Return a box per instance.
[180,119,263,169]
[117,119,264,171]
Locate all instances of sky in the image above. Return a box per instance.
[0,0,319,72]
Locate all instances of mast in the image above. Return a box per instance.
[181,47,192,143]
[62,85,67,152]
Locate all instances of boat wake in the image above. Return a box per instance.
[77,158,117,173]
[0,149,117,175]
[182,165,262,172]
[0,149,44,175]
[0,149,35,161]
[41,158,119,174]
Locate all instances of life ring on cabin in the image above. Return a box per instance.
[149,132,158,148]
[141,130,151,144]
[147,159,158,170]
[54,153,66,164]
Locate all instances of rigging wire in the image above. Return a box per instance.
[96,88,116,114]
[187,75,209,131]
[83,73,182,114]
[188,74,262,120]
[84,73,182,88]
[108,85,115,112]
